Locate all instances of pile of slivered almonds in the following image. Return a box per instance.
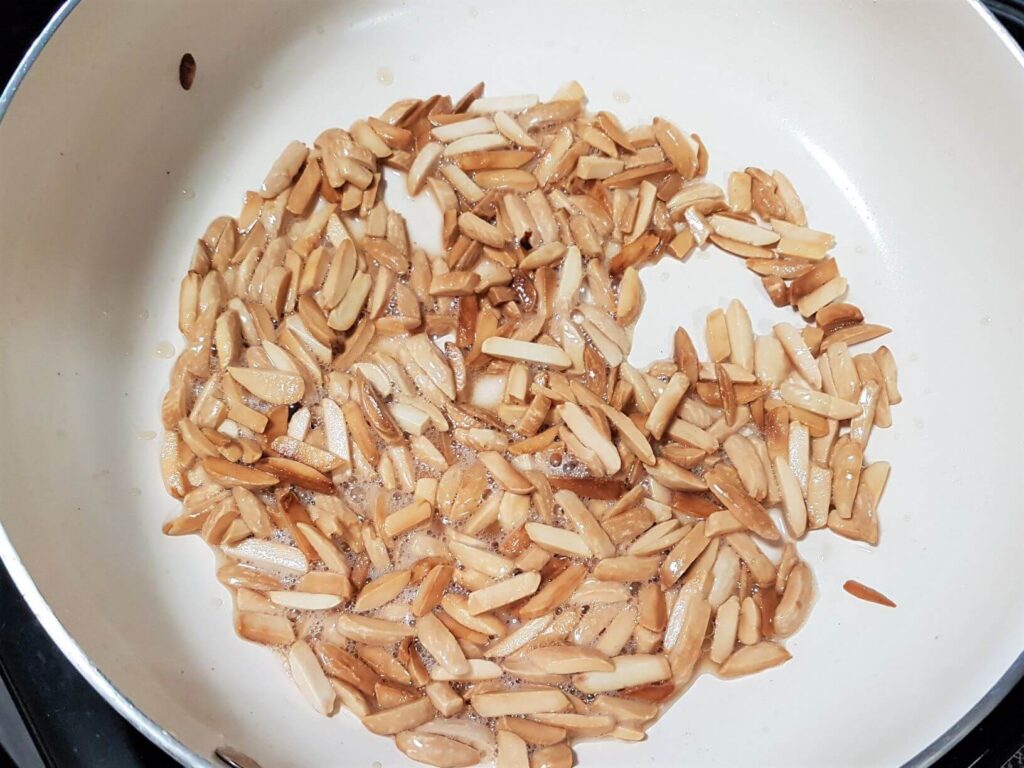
[161,82,902,768]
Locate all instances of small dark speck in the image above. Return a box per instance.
[179,53,196,91]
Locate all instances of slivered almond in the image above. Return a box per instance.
[843,579,897,608]
[659,522,711,587]
[413,564,454,617]
[255,457,334,494]
[524,523,590,558]
[481,337,572,369]
[288,639,336,715]
[484,614,555,658]
[449,540,514,579]
[271,436,345,473]
[773,323,822,390]
[593,556,660,583]
[647,458,706,491]
[709,215,779,246]
[395,731,480,768]
[718,642,791,678]
[335,614,415,645]
[559,403,621,475]
[724,533,777,585]
[529,712,615,736]
[497,717,567,747]
[223,537,308,575]
[296,571,349,596]
[774,456,808,538]
[781,381,862,420]
[573,654,671,694]
[201,457,277,490]
[417,612,471,676]
[820,323,891,351]
[471,688,569,717]
[774,562,813,636]
[666,419,719,453]
[554,491,616,558]
[362,697,435,736]
[269,591,342,611]
[468,572,541,615]
[354,570,411,612]
[430,658,503,681]
[478,451,534,494]
[237,612,295,646]
[529,645,614,674]
[519,563,587,619]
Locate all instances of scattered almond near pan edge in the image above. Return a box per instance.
[159,82,903,768]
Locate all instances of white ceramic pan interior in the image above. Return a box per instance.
[1,1,1023,766]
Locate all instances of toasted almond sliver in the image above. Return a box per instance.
[780,381,862,420]
[529,645,614,674]
[237,612,295,646]
[395,731,480,768]
[449,540,514,579]
[773,323,822,390]
[362,697,435,736]
[467,94,540,114]
[717,641,791,678]
[484,614,555,658]
[593,556,661,583]
[440,593,507,637]
[471,688,569,717]
[774,562,813,636]
[335,614,415,646]
[667,418,719,453]
[496,717,567,748]
[529,712,616,736]
[417,612,471,676]
[704,466,779,542]
[708,215,780,247]
[271,436,345,473]
[573,654,671,694]
[558,403,622,475]
[384,499,433,538]
[481,337,573,369]
[467,571,541,615]
[554,490,616,558]
[223,537,308,575]
[724,532,777,585]
[408,142,444,196]
[659,522,712,587]
[412,564,454,617]
[519,563,588,619]
[430,658,504,682]
[478,451,534,494]
[288,639,336,715]
[354,570,412,612]
[496,730,530,768]
[269,591,342,611]
[431,116,497,142]
[774,456,808,538]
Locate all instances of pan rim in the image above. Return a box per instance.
[0,2,1021,767]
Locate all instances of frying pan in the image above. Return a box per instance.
[1,1,1022,766]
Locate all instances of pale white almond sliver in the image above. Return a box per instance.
[572,654,671,694]
[268,591,342,611]
[287,640,336,716]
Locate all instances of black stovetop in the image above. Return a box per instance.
[2,2,1024,767]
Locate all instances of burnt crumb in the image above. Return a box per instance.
[179,53,196,91]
